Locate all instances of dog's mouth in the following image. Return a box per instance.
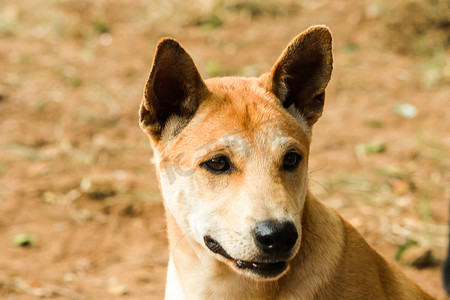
[203,235,288,278]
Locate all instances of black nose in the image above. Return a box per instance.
[253,220,298,255]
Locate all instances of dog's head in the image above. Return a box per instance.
[140,26,332,280]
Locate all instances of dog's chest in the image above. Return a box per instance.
[164,258,186,300]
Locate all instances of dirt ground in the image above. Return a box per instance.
[0,0,449,299]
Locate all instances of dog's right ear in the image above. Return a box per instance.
[266,26,333,126]
[139,38,208,141]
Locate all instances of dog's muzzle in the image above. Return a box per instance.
[203,220,298,279]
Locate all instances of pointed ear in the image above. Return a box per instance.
[266,26,333,126]
[139,38,208,140]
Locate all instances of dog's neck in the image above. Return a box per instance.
[164,192,345,300]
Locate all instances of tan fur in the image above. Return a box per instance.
[140,26,434,299]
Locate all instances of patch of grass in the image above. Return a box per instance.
[34,98,51,112]
[227,0,301,18]
[321,171,395,205]
[19,53,31,65]
[206,60,222,77]
[428,145,445,169]
[382,0,449,56]
[51,64,64,76]
[43,191,59,205]
[198,14,223,30]
[87,190,116,201]
[92,20,110,34]
[416,131,447,170]
[343,42,358,54]
[188,0,302,30]
[7,144,42,161]
[80,177,118,201]
[0,23,15,37]
[126,189,162,203]
[12,233,38,247]
[69,75,82,88]
[418,188,432,221]
[52,65,82,88]
[364,119,384,128]
[0,6,18,37]
[58,140,93,165]
[322,172,374,195]
[355,141,386,161]
[357,142,386,154]
[394,239,418,261]
[376,165,406,180]
[228,1,267,18]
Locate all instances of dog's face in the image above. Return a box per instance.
[140,26,333,280]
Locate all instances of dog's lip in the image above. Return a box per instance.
[235,259,288,275]
[203,235,288,277]
[203,235,233,260]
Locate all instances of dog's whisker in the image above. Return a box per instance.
[308,162,328,175]
[171,230,193,257]
[308,178,331,195]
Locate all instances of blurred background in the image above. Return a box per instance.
[0,0,448,298]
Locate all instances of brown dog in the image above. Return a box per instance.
[139,25,434,299]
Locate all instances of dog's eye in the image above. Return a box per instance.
[201,156,232,174]
[283,152,302,170]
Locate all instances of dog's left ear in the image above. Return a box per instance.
[139,38,208,141]
[266,26,333,126]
